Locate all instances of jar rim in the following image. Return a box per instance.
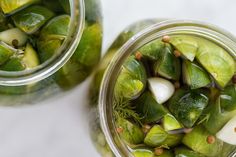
[99,19,236,157]
[0,0,85,86]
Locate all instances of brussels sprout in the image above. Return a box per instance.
[148,77,175,104]
[163,114,183,131]
[182,125,223,157]
[133,148,174,157]
[175,147,206,157]
[22,43,39,69]
[0,28,28,46]
[196,37,236,88]
[135,91,167,123]
[219,143,236,157]
[183,61,211,89]
[132,148,154,157]
[37,15,70,62]
[144,125,183,147]
[12,5,55,34]
[138,39,165,60]
[168,88,209,128]
[115,56,147,99]
[0,57,25,71]
[0,42,15,65]
[0,0,40,14]
[203,85,236,134]
[154,44,181,81]
[72,23,102,67]
[169,35,199,61]
[116,117,144,145]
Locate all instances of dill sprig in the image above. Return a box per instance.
[113,96,142,125]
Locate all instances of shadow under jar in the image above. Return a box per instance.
[90,20,236,157]
[0,0,102,106]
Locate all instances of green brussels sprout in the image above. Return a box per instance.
[144,125,183,147]
[163,114,183,131]
[135,91,167,123]
[154,44,181,81]
[182,125,223,157]
[169,35,199,61]
[203,85,236,134]
[168,88,209,128]
[219,143,236,157]
[116,117,144,145]
[0,28,28,47]
[12,5,55,34]
[0,0,40,14]
[37,15,70,62]
[72,23,102,67]
[22,43,40,69]
[0,42,14,65]
[138,39,165,60]
[175,147,206,157]
[115,56,147,100]
[182,61,211,89]
[196,37,236,88]
[0,57,25,71]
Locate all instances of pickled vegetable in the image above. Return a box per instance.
[182,125,223,156]
[168,89,209,128]
[12,5,55,34]
[144,125,183,147]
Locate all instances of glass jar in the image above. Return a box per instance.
[90,20,236,157]
[0,0,103,106]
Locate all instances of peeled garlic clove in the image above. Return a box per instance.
[216,116,236,145]
[0,28,28,46]
[148,77,175,104]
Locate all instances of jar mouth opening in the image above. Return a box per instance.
[0,0,85,86]
[99,19,236,157]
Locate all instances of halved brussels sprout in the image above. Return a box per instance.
[12,5,55,34]
[0,42,15,65]
[116,117,144,145]
[196,38,236,88]
[132,148,154,157]
[168,88,209,128]
[0,28,28,46]
[169,35,199,61]
[203,85,236,134]
[138,39,165,60]
[182,125,223,157]
[135,91,167,123]
[133,148,174,157]
[72,23,102,67]
[22,43,39,69]
[115,56,147,99]
[144,125,183,147]
[0,57,25,71]
[175,147,206,157]
[163,114,183,131]
[37,15,70,62]
[183,61,211,89]
[154,44,181,81]
[0,0,40,14]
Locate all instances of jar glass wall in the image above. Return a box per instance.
[0,0,103,106]
[90,20,236,157]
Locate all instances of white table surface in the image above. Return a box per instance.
[0,0,236,157]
